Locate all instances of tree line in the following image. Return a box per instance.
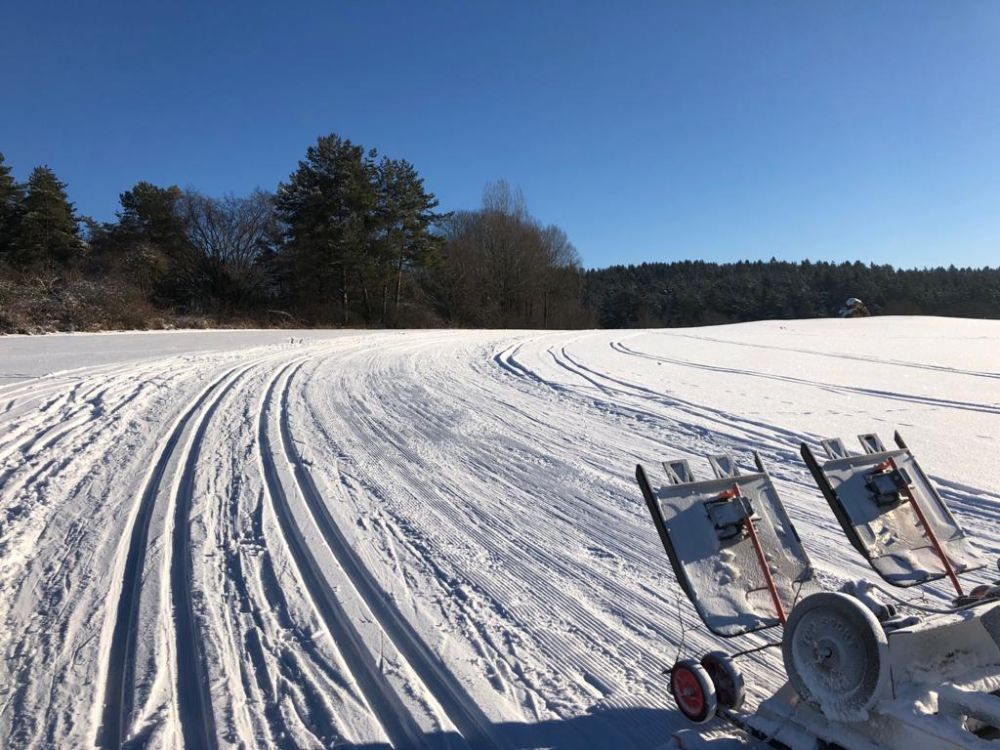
[584,260,1000,327]
[2,137,1000,333]
[0,135,584,332]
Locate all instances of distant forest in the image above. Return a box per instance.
[2,136,999,333]
[586,261,1000,327]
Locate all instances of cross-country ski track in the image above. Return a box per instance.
[0,318,997,749]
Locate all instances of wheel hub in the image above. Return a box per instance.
[782,592,889,719]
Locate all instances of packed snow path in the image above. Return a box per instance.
[0,318,997,749]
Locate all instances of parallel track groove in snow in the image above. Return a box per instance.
[301,337,681,728]
[278,363,505,750]
[168,365,261,750]
[98,361,257,750]
[257,360,425,750]
[610,340,1000,416]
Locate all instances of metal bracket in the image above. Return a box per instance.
[663,459,695,485]
[858,433,887,454]
[705,493,754,541]
[708,453,740,479]
[866,463,913,507]
[821,438,849,460]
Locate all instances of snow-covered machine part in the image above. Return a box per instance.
[678,589,1000,749]
[637,437,1000,750]
[752,597,1000,749]
[636,454,820,637]
[801,430,984,591]
[781,592,891,721]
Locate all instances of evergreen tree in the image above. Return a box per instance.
[117,181,187,250]
[376,157,445,322]
[0,152,25,263]
[580,259,1000,327]
[92,182,189,300]
[15,165,83,268]
[275,134,378,323]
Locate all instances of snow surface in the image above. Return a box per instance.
[0,317,997,749]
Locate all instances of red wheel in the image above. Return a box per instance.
[670,659,717,724]
[701,651,745,711]
[970,584,992,599]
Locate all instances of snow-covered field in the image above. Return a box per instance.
[0,317,997,749]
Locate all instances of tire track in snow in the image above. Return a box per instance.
[98,362,256,750]
[277,362,505,750]
[257,361,425,750]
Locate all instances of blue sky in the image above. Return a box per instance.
[2,1,998,269]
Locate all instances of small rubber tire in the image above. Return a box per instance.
[670,658,718,724]
[970,584,992,599]
[701,651,746,711]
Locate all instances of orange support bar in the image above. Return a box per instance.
[722,483,787,625]
[887,457,964,597]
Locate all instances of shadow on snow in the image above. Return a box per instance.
[336,705,680,750]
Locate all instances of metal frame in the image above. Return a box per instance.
[637,455,814,637]
[801,430,983,589]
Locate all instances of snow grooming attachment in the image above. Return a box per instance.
[636,442,1000,750]
[801,430,984,594]
[636,451,820,739]
[636,451,820,639]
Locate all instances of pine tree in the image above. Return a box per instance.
[275,135,378,324]
[375,157,445,322]
[117,181,187,250]
[16,165,83,268]
[97,182,189,299]
[0,152,25,263]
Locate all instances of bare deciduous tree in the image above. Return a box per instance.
[428,180,583,328]
[178,189,276,309]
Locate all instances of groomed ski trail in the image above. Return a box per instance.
[275,361,505,750]
[257,360,425,749]
[97,361,255,749]
[0,320,996,749]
